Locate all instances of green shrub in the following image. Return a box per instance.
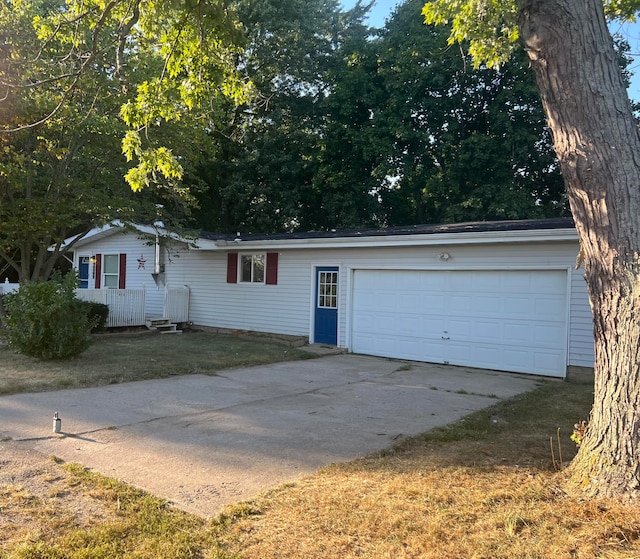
[3,272,93,359]
[76,300,110,332]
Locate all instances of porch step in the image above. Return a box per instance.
[146,318,182,334]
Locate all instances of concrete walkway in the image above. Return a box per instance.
[0,354,543,517]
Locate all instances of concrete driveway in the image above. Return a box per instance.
[0,353,543,517]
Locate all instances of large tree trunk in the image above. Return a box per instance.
[517,0,640,499]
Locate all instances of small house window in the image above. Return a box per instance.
[103,254,119,288]
[227,252,278,285]
[240,254,265,283]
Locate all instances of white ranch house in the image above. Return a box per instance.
[61,218,594,380]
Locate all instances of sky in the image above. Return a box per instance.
[340,0,640,102]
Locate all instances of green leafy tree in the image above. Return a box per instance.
[0,0,246,281]
[373,0,566,225]
[190,0,378,233]
[192,0,569,235]
[423,0,640,500]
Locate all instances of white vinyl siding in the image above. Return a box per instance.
[73,232,167,317]
[163,239,594,374]
[69,225,595,375]
[166,250,311,336]
[569,267,595,367]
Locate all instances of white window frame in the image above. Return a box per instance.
[102,254,120,289]
[317,270,339,309]
[239,253,266,284]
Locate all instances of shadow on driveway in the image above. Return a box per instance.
[0,353,544,517]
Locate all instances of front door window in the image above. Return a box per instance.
[317,271,338,309]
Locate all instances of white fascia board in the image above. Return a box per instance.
[58,222,209,250]
[200,227,579,251]
[129,224,218,248]
[187,238,219,250]
[56,221,126,250]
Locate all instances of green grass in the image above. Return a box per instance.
[0,331,314,395]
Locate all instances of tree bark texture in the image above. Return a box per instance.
[517,0,640,499]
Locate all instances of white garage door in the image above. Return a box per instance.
[351,269,568,377]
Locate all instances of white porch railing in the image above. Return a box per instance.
[76,289,146,328]
[164,286,190,323]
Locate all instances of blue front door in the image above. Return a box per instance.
[314,267,338,345]
[79,257,90,288]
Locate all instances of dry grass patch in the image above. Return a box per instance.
[0,445,235,559]
[0,330,313,395]
[217,382,640,559]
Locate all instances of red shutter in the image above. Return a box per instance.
[227,253,238,283]
[119,253,127,289]
[266,252,278,285]
[94,254,102,288]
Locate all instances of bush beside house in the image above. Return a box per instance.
[2,273,96,359]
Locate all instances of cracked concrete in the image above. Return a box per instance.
[0,353,544,517]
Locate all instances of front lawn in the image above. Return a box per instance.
[0,330,314,395]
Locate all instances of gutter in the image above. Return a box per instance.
[203,227,579,251]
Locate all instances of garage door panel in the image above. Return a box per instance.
[449,294,476,313]
[502,322,533,343]
[501,296,533,315]
[351,269,567,377]
[420,273,447,290]
[396,293,423,310]
[394,315,422,335]
[502,348,534,370]
[456,295,503,314]
[534,296,566,317]
[534,351,565,372]
[534,324,565,345]
[470,320,509,342]
[400,338,445,361]
[445,317,471,336]
[398,272,426,290]
[499,273,533,292]
[423,294,446,311]
[449,342,500,365]
[532,272,567,291]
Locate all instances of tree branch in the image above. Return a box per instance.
[116,0,141,95]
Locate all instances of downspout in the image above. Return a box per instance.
[151,210,165,287]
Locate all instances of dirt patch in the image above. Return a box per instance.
[0,439,116,549]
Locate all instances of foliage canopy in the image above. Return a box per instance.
[422,0,640,67]
[0,0,249,280]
